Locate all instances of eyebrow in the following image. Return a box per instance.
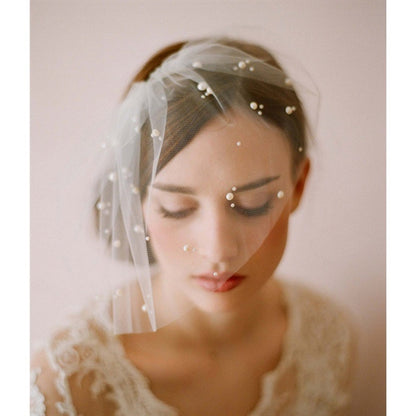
[151,175,280,194]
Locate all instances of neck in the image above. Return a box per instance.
[165,278,280,349]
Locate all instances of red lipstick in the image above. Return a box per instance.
[193,273,246,292]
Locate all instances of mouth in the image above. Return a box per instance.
[193,273,246,293]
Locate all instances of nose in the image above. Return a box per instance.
[196,207,240,263]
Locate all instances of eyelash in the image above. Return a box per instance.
[159,199,274,220]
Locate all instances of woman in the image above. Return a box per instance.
[31,37,352,415]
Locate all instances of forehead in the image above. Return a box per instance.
[156,109,292,186]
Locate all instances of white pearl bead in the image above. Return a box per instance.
[257,111,262,115]
[277,190,285,199]
[238,61,246,69]
[205,87,213,96]
[145,236,150,241]
[141,304,148,312]
[226,192,234,201]
[250,101,258,110]
[183,244,190,252]
[96,201,105,210]
[192,61,202,68]
[233,66,238,71]
[213,272,218,277]
[108,172,116,182]
[112,240,121,248]
[131,186,139,195]
[151,129,160,138]
[236,141,242,147]
[259,104,264,109]
[285,106,293,115]
[103,228,110,235]
[298,146,303,152]
[230,203,235,208]
[197,82,208,91]
[231,186,237,192]
[249,66,255,72]
[284,77,292,86]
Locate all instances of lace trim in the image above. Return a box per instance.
[43,281,352,416]
[46,343,79,416]
[30,368,46,416]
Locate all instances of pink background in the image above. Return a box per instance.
[31,1,385,414]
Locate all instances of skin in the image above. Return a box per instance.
[120,108,310,415]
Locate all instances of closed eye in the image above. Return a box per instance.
[159,206,196,219]
[233,199,273,217]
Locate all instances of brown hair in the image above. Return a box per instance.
[127,37,307,201]
[98,38,309,262]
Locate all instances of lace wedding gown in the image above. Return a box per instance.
[31,281,352,415]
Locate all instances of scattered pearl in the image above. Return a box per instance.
[245,59,251,64]
[112,240,121,248]
[96,201,105,210]
[141,304,148,312]
[249,66,255,72]
[192,61,202,68]
[259,104,264,109]
[285,106,296,115]
[197,81,208,91]
[257,111,263,116]
[236,141,242,147]
[145,236,150,242]
[233,66,238,71]
[108,172,116,182]
[213,272,218,277]
[131,186,139,195]
[230,203,236,208]
[250,101,258,110]
[284,77,292,86]
[205,87,213,96]
[151,129,160,138]
[231,186,237,192]
[103,228,110,235]
[134,125,139,133]
[201,95,206,99]
[298,146,303,152]
[277,190,285,199]
[183,244,190,252]
[226,192,234,201]
[238,61,247,69]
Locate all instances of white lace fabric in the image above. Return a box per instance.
[31,281,352,415]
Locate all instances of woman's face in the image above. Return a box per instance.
[144,109,308,312]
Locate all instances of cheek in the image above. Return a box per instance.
[248,206,290,275]
[145,216,187,262]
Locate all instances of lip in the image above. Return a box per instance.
[193,273,246,293]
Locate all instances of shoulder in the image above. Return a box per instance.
[31,301,121,415]
[282,280,353,350]
[280,280,356,412]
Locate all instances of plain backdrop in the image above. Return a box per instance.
[31,1,385,414]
